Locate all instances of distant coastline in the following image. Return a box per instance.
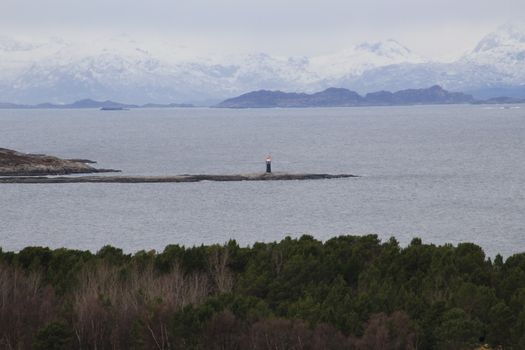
[0,99,194,110]
[1,85,524,110]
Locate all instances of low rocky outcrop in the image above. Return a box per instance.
[0,148,355,182]
[0,148,119,176]
[0,172,357,184]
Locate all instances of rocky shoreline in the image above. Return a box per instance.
[0,148,120,176]
[0,148,356,183]
[0,173,357,184]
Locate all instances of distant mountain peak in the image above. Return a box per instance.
[2,24,525,104]
[320,87,352,93]
[460,23,525,88]
[309,39,424,80]
[473,23,525,53]
[356,39,412,57]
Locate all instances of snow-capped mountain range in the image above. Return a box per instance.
[1,24,525,105]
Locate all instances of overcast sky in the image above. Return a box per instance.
[1,0,524,59]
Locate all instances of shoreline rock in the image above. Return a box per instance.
[0,173,357,184]
[0,148,120,176]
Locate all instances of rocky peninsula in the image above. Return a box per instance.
[0,148,119,176]
[0,173,356,184]
[0,148,356,183]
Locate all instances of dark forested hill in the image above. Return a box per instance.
[217,85,475,108]
[1,235,524,349]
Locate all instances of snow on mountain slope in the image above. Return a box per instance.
[334,24,525,96]
[460,23,525,83]
[339,60,509,95]
[309,39,425,79]
[0,36,235,104]
[1,24,525,104]
[0,33,429,104]
[0,37,59,79]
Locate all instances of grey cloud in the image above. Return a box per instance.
[0,0,524,57]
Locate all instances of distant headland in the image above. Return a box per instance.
[216,85,525,108]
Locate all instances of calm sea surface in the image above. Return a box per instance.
[1,106,524,257]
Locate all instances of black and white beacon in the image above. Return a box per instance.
[266,155,272,173]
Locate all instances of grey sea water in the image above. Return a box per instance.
[0,105,524,257]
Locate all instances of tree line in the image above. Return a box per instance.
[1,234,524,349]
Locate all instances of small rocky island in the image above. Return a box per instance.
[0,148,119,176]
[0,148,356,183]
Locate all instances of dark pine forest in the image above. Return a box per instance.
[1,235,525,349]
